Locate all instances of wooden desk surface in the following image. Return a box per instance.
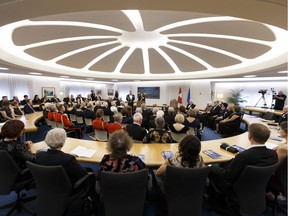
[243,106,283,116]
[32,115,284,167]
[20,112,43,133]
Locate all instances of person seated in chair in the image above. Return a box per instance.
[184,109,200,129]
[92,109,109,131]
[36,128,92,185]
[0,120,35,170]
[125,113,147,141]
[98,130,146,178]
[275,121,288,162]
[54,105,83,139]
[217,105,242,136]
[107,113,124,134]
[143,116,173,143]
[208,123,278,210]
[169,113,189,134]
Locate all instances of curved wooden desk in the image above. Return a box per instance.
[32,114,284,167]
[20,112,43,133]
[243,107,283,116]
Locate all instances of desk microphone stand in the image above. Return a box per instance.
[254,94,268,108]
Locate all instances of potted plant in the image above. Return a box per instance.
[227,89,247,106]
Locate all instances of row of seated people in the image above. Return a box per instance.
[0,119,286,215]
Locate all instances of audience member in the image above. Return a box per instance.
[50,94,61,103]
[143,116,173,143]
[126,113,147,141]
[184,109,200,129]
[92,109,108,131]
[0,96,8,107]
[0,120,35,170]
[54,105,83,139]
[276,105,288,125]
[98,130,146,178]
[0,100,15,121]
[164,107,176,126]
[23,99,35,114]
[208,123,278,210]
[83,103,96,120]
[217,105,242,136]
[32,94,41,104]
[21,95,29,105]
[169,113,189,134]
[107,113,123,134]
[186,99,196,110]
[11,101,24,117]
[120,108,133,124]
[178,105,187,117]
[47,104,57,121]
[149,107,159,129]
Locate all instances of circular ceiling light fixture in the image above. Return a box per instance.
[0,10,287,80]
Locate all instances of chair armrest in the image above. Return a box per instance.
[73,172,94,189]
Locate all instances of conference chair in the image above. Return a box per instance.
[26,161,92,216]
[233,163,278,215]
[0,151,35,216]
[101,169,149,216]
[103,115,110,122]
[170,131,187,143]
[94,129,108,141]
[164,166,210,216]
[76,115,84,125]
[187,126,197,136]
[69,113,77,123]
[262,111,275,120]
[50,120,57,129]
[84,118,93,133]
[267,157,287,216]
[45,118,51,127]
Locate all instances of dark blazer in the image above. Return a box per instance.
[126,123,147,141]
[50,97,61,103]
[36,149,87,184]
[83,109,96,120]
[210,104,221,115]
[224,146,278,183]
[126,94,135,107]
[23,104,35,114]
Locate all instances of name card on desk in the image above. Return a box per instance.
[202,150,221,159]
[161,151,174,160]
[70,146,96,158]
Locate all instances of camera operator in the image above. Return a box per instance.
[273,91,287,110]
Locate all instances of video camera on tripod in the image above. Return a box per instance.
[258,89,268,95]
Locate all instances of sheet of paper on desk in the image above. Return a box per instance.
[70,146,96,158]
[265,142,278,150]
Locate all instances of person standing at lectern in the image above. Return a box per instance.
[273,91,287,110]
[138,92,146,102]
[126,90,135,107]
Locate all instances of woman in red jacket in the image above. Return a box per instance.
[54,105,82,139]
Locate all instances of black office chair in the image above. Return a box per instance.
[0,150,35,216]
[164,166,210,216]
[267,157,287,216]
[233,163,278,215]
[101,169,149,216]
[26,161,92,216]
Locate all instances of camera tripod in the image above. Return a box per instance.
[254,94,268,108]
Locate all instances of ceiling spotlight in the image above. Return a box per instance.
[243,75,256,78]
[111,79,118,82]
[60,75,70,78]
[86,77,95,80]
[29,72,42,75]
[0,67,9,70]
[277,71,288,74]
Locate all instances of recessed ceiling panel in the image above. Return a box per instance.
[170,37,271,59]
[148,49,174,74]
[57,43,121,69]
[160,46,207,72]
[13,26,121,46]
[25,39,117,61]
[168,42,242,68]
[89,47,129,72]
[121,49,144,74]
[162,20,276,41]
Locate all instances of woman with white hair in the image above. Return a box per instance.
[169,113,189,134]
[36,128,88,184]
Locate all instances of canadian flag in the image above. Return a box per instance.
[178,87,182,104]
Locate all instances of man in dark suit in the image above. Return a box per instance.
[209,123,278,201]
[50,94,61,103]
[126,90,135,107]
[20,95,29,105]
[206,100,221,127]
[276,105,288,125]
[83,103,96,120]
[126,113,147,141]
[23,99,35,114]
[186,99,196,110]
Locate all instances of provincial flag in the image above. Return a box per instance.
[178,87,182,104]
[187,88,191,104]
